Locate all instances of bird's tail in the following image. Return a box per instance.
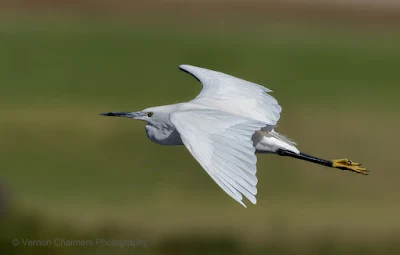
[270,130,297,146]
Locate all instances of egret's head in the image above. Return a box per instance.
[100,105,181,145]
[99,105,175,126]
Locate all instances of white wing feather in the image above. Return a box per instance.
[170,109,266,207]
[179,64,282,127]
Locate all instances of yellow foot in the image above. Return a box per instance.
[332,159,369,175]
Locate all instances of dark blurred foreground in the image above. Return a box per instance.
[2,204,400,255]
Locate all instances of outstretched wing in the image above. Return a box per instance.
[179,64,282,127]
[170,109,267,207]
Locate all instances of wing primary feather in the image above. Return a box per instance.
[179,64,282,126]
[170,109,266,207]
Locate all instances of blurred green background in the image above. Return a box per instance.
[1,1,400,254]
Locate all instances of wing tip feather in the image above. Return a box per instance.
[179,64,202,83]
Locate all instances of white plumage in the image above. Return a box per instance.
[180,65,282,127]
[101,64,302,207]
[171,110,266,207]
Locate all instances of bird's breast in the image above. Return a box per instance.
[145,125,183,145]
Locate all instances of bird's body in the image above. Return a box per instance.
[143,102,299,154]
[101,64,367,207]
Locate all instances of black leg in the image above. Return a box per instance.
[276,149,368,175]
[276,149,333,167]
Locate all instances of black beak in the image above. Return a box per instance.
[99,111,146,118]
[99,112,129,117]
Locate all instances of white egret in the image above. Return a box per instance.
[100,64,367,207]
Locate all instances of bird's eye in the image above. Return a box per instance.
[147,112,153,117]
